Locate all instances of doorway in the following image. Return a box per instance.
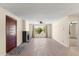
[69,22,77,47]
[6,15,17,53]
[33,24,47,38]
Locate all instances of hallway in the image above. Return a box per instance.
[6,38,79,56]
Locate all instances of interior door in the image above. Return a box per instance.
[6,15,17,53]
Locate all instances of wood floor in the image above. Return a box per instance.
[69,38,78,47]
[7,38,79,56]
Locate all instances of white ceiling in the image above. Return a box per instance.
[0,3,79,21]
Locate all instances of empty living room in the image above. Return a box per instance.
[0,1,79,59]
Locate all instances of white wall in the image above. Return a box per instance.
[77,21,79,47]
[22,20,26,31]
[47,24,52,38]
[52,16,79,47]
[17,19,23,46]
[0,7,23,55]
[0,8,6,55]
[76,18,79,47]
[25,20,29,31]
[29,24,33,39]
[52,18,69,47]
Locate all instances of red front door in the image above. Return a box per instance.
[6,15,17,53]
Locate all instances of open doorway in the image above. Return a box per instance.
[29,24,52,38]
[69,22,77,47]
[33,24,47,38]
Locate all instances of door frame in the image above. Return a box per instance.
[69,21,78,47]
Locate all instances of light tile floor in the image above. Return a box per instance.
[7,38,79,56]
